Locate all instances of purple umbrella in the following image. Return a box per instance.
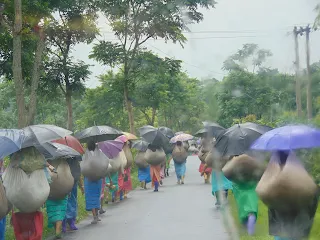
[251,124,320,151]
[98,140,124,158]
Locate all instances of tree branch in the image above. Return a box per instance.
[138,34,152,46]
[0,15,13,31]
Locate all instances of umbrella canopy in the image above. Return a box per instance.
[251,124,320,151]
[53,135,85,154]
[0,129,24,159]
[139,125,169,147]
[159,127,175,139]
[74,126,122,143]
[194,128,208,137]
[131,139,149,152]
[203,121,226,138]
[122,132,138,140]
[170,133,194,144]
[98,140,124,158]
[21,124,72,149]
[215,122,273,157]
[116,135,128,143]
[36,142,81,160]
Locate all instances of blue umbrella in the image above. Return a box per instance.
[251,124,320,151]
[0,129,24,159]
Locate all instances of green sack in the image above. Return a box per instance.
[10,147,45,174]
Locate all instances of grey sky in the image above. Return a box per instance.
[72,0,320,88]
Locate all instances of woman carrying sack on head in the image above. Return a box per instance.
[84,141,102,224]
[172,141,188,185]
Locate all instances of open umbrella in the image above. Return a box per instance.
[131,139,149,152]
[170,133,194,143]
[21,124,72,149]
[0,129,24,159]
[159,127,175,139]
[194,128,208,137]
[215,122,273,157]
[139,125,169,147]
[122,132,138,140]
[98,140,124,159]
[53,135,85,154]
[116,135,128,143]
[35,142,81,160]
[74,125,122,143]
[251,124,320,151]
[203,121,226,138]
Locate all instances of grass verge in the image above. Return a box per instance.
[228,194,320,240]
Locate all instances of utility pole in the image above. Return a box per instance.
[305,25,312,120]
[293,26,302,117]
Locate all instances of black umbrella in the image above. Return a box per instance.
[22,124,72,149]
[215,122,273,157]
[35,142,81,160]
[194,128,208,137]
[203,121,226,138]
[131,139,149,152]
[139,125,169,147]
[74,126,122,143]
[159,127,175,139]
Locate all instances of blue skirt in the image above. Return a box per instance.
[211,171,233,194]
[174,161,186,179]
[0,217,5,240]
[84,178,102,211]
[65,181,78,219]
[138,166,151,183]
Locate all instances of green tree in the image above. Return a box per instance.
[90,0,216,133]
[43,0,99,130]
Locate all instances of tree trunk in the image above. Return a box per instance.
[124,85,135,134]
[151,107,156,126]
[13,0,26,128]
[66,90,73,131]
[27,29,46,125]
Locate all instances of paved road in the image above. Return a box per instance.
[63,156,230,240]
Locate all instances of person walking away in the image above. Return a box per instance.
[173,142,187,185]
[202,163,232,207]
[106,172,119,202]
[267,151,319,240]
[123,168,132,198]
[227,155,259,235]
[199,162,212,184]
[138,165,151,189]
[84,141,102,224]
[99,177,107,214]
[150,165,161,192]
[45,162,68,239]
[63,156,84,232]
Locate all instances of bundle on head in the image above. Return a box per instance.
[81,147,110,181]
[256,151,318,211]
[0,179,12,219]
[204,148,227,170]
[106,154,122,174]
[172,141,188,163]
[48,158,74,200]
[123,142,133,168]
[145,145,166,166]
[222,154,265,183]
[134,151,149,169]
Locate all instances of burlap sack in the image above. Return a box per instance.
[10,147,45,174]
[48,159,74,200]
[81,148,110,181]
[118,150,127,174]
[198,146,208,163]
[172,145,188,164]
[222,154,265,183]
[106,154,122,174]
[183,142,189,151]
[145,148,166,166]
[0,179,12,219]
[123,143,133,168]
[4,167,50,213]
[135,151,149,169]
[256,152,317,211]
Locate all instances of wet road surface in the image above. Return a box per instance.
[62,156,230,240]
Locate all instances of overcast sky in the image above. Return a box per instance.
[72,0,320,88]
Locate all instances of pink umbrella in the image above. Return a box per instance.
[116,135,128,143]
[170,133,194,143]
[98,140,124,159]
